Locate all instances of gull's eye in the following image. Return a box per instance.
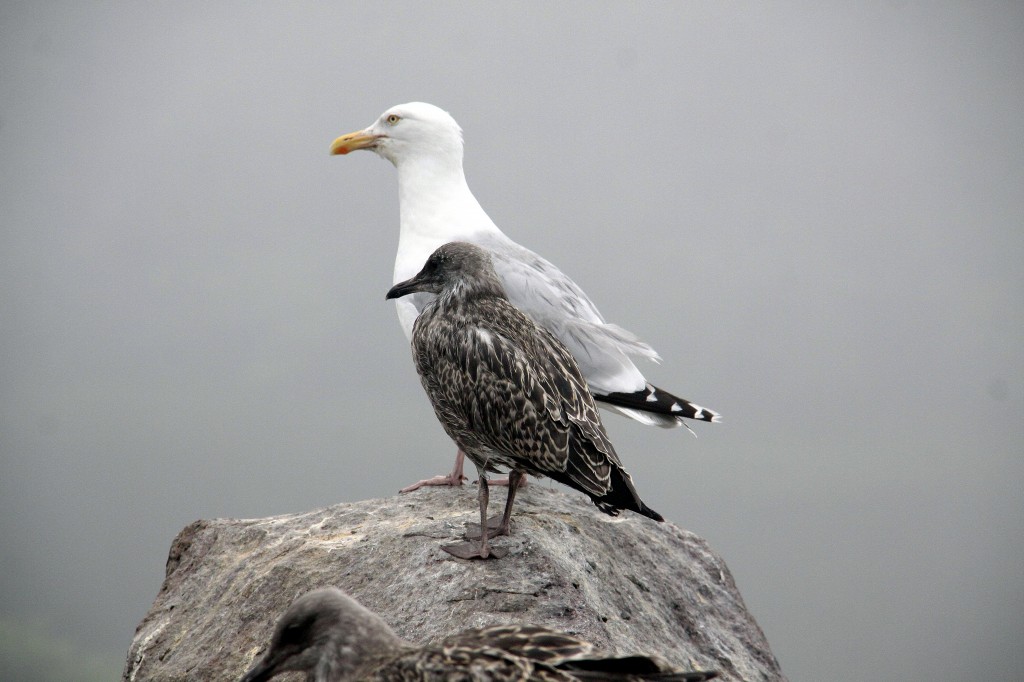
[280,615,314,644]
[385,114,401,125]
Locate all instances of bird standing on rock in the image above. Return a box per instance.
[240,586,719,681]
[387,242,663,560]
[332,102,719,492]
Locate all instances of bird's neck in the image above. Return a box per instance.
[435,275,508,311]
[324,628,410,681]
[394,155,502,280]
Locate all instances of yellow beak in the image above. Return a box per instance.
[330,129,380,155]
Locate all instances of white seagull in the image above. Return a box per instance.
[331,102,719,490]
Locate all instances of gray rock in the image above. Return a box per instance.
[123,485,785,682]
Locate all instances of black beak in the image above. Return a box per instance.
[239,658,273,682]
[385,276,421,300]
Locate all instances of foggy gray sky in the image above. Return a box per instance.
[1,3,1022,681]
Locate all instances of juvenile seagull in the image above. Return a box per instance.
[332,102,720,491]
[240,586,719,682]
[386,242,662,560]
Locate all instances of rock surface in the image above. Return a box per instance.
[123,485,785,682]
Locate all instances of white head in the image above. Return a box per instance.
[330,102,464,168]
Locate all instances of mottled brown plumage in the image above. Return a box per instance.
[240,587,718,682]
[386,242,662,560]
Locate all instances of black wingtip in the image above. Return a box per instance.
[586,466,663,522]
[597,383,720,424]
[639,502,664,523]
[557,655,717,680]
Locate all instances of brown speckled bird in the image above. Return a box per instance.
[240,587,719,682]
[386,242,663,560]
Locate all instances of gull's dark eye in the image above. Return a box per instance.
[386,114,401,125]
[280,615,314,644]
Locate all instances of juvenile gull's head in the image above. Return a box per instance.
[240,587,404,682]
[385,241,503,301]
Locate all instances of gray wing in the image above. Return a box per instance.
[475,233,660,395]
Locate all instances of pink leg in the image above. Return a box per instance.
[466,470,525,539]
[442,474,508,560]
[486,471,529,488]
[399,448,468,493]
